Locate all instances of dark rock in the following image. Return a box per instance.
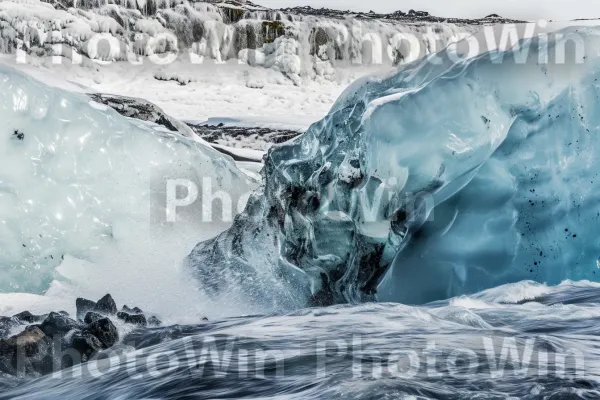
[83,312,104,324]
[0,326,53,376]
[76,298,97,320]
[121,305,143,315]
[84,318,118,349]
[117,312,147,327]
[39,312,80,337]
[94,294,117,315]
[279,5,521,25]
[71,332,103,363]
[0,294,165,378]
[0,317,19,338]
[88,93,185,133]
[13,311,45,324]
[187,123,300,159]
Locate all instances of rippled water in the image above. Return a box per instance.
[1,280,600,399]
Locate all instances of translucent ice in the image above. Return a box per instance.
[0,65,253,294]
[188,27,600,307]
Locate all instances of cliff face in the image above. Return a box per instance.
[0,0,509,82]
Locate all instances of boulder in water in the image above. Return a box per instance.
[121,305,143,315]
[117,312,147,327]
[83,312,104,324]
[70,332,103,363]
[0,326,53,376]
[84,318,118,349]
[94,294,117,315]
[13,311,45,324]
[39,313,80,337]
[0,317,19,339]
[76,298,97,320]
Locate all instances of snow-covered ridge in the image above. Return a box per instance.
[0,0,488,83]
[276,5,522,25]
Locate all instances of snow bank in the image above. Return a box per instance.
[0,0,480,83]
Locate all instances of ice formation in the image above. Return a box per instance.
[0,0,480,82]
[0,64,253,294]
[188,27,600,307]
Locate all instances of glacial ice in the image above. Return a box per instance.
[188,27,600,307]
[0,64,253,294]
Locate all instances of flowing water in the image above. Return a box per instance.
[2,281,600,399]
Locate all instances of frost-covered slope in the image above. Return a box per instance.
[187,27,600,309]
[0,0,488,83]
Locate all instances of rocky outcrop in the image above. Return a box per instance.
[94,294,118,315]
[117,312,148,327]
[88,92,293,156]
[0,326,53,377]
[84,318,118,349]
[0,294,164,378]
[278,5,522,24]
[75,298,97,320]
[38,312,81,337]
[188,123,301,152]
[13,311,45,325]
[88,93,190,134]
